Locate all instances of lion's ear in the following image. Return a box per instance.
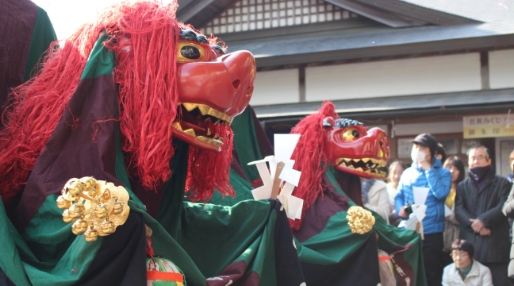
[322,117,334,128]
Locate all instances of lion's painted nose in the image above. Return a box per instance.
[222,50,256,95]
[368,128,389,159]
[221,50,256,114]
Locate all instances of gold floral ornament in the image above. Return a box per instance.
[346,206,375,235]
[56,177,130,242]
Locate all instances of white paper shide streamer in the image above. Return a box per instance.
[248,134,304,220]
[398,186,429,236]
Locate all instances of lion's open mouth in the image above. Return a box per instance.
[171,103,233,151]
[334,157,388,177]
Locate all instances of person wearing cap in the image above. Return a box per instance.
[442,239,493,286]
[395,133,452,286]
[456,145,511,286]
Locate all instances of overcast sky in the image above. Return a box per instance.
[32,0,130,39]
[34,0,514,39]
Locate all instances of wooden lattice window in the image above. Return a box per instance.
[201,0,358,35]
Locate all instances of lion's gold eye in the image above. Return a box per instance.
[180,46,201,59]
[177,42,205,63]
[342,129,360,141]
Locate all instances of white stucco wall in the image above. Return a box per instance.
[250,69,299,106]
[489,49,514,89]
[305,53,482,101]
[394,121,463,136]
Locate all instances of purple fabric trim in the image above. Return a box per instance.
[388,243,416,286]
[335,171,363,206]
[293,176,349,243]
[15,75,119,231]
[207,260,260,286]
[0,0,38,115]
[129,173,166,218]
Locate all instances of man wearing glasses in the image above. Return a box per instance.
[455,146,512,286]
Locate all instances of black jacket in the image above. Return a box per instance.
[455,174,512,263]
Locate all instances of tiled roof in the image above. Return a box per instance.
[402,0,514,24]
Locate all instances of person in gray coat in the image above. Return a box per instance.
[503,182,514,282]
[455,146,512,286]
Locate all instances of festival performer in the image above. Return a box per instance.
[284,101,426,285]
[227,101,428,285]
[0,1,304,285]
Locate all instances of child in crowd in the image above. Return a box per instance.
[386,161,406,206]
[386,161,405,226]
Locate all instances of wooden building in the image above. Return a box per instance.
[178,0,514,174]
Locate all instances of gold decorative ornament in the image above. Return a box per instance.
[56,177,130,242]
[346,206,375,235]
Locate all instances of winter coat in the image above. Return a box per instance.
[455,174,511,263]
[502,183,514,277]
[442,259,493,286]
[443,200,460,252]
[395,157,452,234]
[386,184,397,210]
[363,180,390,223]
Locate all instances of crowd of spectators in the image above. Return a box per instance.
[363,133,514,286]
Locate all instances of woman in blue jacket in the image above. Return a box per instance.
[395,133,452,286]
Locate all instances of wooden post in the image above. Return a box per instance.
[270,161,285,200]
[416,221,424,240]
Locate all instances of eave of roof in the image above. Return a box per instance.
[401,0,514,24]
[178,0,237,28]
[325,0,427,28]
[252,88,514,120]
[342,0,480,25]
[177,0,482,28]
[223,21,514,68]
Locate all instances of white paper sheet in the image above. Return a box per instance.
[281,182,295,196]
[412,187,429,206]
[252,186,271,200]
[254,161,272,187]
[279,168,301,187]
[413,204,427,222]
[274,134,300,163]
[404,214,419,231]
[444,205,453,217]
[284,159,295,171]
[248,134,304,219]
[295,202,303,219]
[287,196,304,219]
[268,156,278,183]
[277,182,304,220]
[247,158,265,165]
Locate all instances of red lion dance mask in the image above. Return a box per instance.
[289,101,390,230]
[0,1,256,203]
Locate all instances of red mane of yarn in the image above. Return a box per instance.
[186,124,235,201]
[289,101,339,231]
[0,1,232,203]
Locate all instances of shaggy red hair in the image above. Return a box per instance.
[0,0,233,203]
[289,101,339,231]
